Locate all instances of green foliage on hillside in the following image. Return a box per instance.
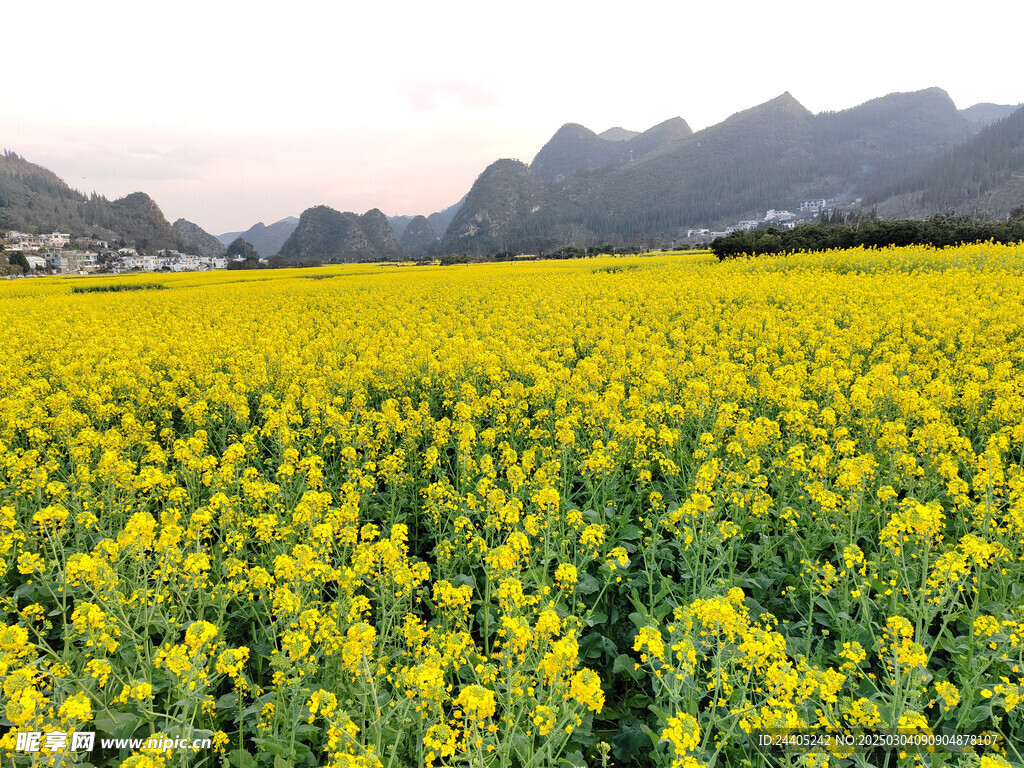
[225,237,259,261]
[172,219,226,258]
[440,160,546,255]
[570,90,970,239]
[875,106,1024,212]
[530,123,622,183]
[399,215,437,258]
[7,252,30,271]
[359,208,402,259]
[0,151,184,252]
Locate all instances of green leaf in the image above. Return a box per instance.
[216,692,239,713]
[94,709,143,738]
[960,703,990,728]
[510,732,531,761]
[577,573,600,595]
[612,722,649,761]
[612,654,642,681]
[475,605,497,634]
[14,582,44,601]
[639,722,661,748]
[582,508,603,524]
[619,524,642,542]
[580,632,617,661]
[647,703,672,721]
[230,748,257,768]
[453,573,477,590]
[253,738,289,757]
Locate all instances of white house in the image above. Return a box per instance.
[45,250,98,273]
[75,237,109,250]
[798,199,835,214]
[7,232,44,250]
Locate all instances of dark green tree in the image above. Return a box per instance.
[8,252,30,271]
[225,238,259,261]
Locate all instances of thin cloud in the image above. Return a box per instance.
[396,80,496,113]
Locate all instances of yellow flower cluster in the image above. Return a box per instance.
[1,245,1024,766]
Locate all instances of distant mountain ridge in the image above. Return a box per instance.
[217,217,299,258]
[959,103,1022,127]
[386,196,464,252]
[426,197,465,241]
[529,117,692,183]
[277,206,402,262]
[399,215,437,257]
[598,127,639,141]
[173,219,225,257]
[441,88,1021,254]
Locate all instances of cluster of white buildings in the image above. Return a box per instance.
[4,231,100,274]
[75,236,109,250]
[6,231,71,250]
[798,198,836,214]
[4,231,236,275]
[764,209,798,226]
[106,250,228,273]
[687,200,848,241]
[156,250,229,271]
[22,250,230,275]
[43,251,100,272]
[6,250,100,273]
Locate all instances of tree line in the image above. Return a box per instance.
[711,211,1024,260]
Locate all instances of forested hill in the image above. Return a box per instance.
[959,103,1022,127]
[439,159,546,255]
[277,206,402,262]
[0,151,184,252]
[173,219,226,258]
[873,106,1024,218]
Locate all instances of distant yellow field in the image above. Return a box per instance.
[2,245,1023,767]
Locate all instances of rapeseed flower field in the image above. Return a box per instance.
[1,245,1023,767]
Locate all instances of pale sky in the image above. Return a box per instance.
[4,0,1021,235]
